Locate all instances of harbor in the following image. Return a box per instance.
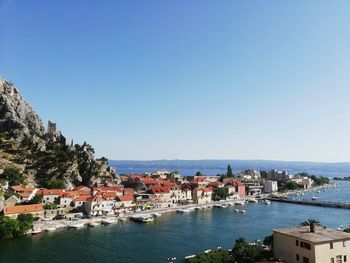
[1,182,349,263]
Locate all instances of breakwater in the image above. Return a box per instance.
[267,198,350,209]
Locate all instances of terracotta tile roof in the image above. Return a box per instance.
[11,186,36,192]
[202,187,213,192]
[224,179,243,187]
[4,204,44,215]
[87,195,105,202]
[75,185,91,191]
[196,187,213,192]
[143,178,161,185]
[117,194,134,202]
[101,192,117,199]
[37,189,64,196]
[162,181,176,187]
[18,192,31,198]
[150,186,170,194]
[73,196,91,202]
[93,186,123,192]
[123,188,135,194]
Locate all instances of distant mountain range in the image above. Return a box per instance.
[109,159,350,178]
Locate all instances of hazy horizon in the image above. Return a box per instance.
[1,1,349,162]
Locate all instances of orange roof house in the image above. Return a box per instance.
[3,204,44,218]
[117,195,134,202]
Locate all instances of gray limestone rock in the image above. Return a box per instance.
[0,78,45,141]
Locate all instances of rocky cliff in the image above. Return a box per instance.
[0,78,45,142]
[0,77,117,189]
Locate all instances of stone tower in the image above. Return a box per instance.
[47,121,57,134]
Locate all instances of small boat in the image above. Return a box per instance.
[240,209,246,213]
[131,215,154,223]
[101,218,117,225]
[141,217,154,223]
[214,204,223,208]
[88,221,101,227]
[264,200,271,205]
[234,209,240,212]
[311,196,318,200]
[151,213,162,218]
[68,222,85,229]
[221,204,229,208]
[44,227,56,232]
[31,229,42,235]
[176,209,190,213]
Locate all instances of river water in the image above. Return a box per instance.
[1,182,349,263]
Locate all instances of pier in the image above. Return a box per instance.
[267,198,350,209]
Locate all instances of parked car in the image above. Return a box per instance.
[53,214,66,220]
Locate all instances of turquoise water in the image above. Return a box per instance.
[1,182,350,263]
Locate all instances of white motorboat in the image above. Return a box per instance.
[264,200,271,205]
[311,196,318,201]
[88,221,101,227]
[151,213,162,218]
[68,222,85,229]
[234,209,240,212]
[176,209,190,213]
[131,215,154,223]
[31,229,42,235]
[102,218,117,225]
[44,227,56,232]
[240,209,246,213]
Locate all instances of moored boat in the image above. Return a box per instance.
[68,222,85,229]
[101,218,117,225]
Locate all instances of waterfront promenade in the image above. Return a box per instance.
[32,199,245,233]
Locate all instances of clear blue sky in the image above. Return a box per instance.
[1,1,349,162]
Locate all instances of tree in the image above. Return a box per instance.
[226,165,233,178]
[0,167,24,186]
[29,194,42,204]
[263,234,274,249]
[17,213,34,233]
[195,171,203,177]
[231,237,268,263]
[47,178,65,189]
[0,216,21,240]
[300,219,320,233]
[213,188,229,201]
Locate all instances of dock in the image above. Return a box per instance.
[267,198,350,209]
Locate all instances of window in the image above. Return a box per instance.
[330,242,334,249]
[331,258,335,263]
[303,257,310,263]
[336,255,342,263]
[344,256,347,263]
[296,240,299,246]
[300,241,311,250]
[296,254,300,261]
[343,241,346,247]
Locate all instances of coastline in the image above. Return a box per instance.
[30,199,246,234]
[29,184,336,235]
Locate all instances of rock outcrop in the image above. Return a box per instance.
[0,78,45,142]
[0,77,117,189]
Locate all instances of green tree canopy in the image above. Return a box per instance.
[17,213,34,233]
[0,167,24,186]
[226,165,233,178]
[0,216,21,240]
[300,219,320,233]
[213,188,229,201]
[46,178,65,189]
